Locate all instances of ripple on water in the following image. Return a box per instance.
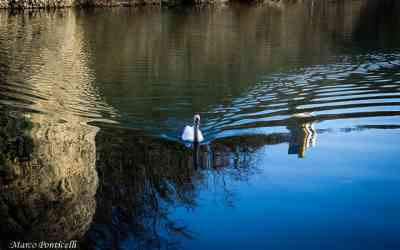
[207,53,400,140]
[0,15,400,141]
[0,14,119,125]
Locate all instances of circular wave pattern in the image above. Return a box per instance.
[204,53,400,139]
[0,11,399,142]
[0,12,119,124]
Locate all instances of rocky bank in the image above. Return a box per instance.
[0,0,229,9]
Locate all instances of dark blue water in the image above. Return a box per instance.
[0,1,400,249]
[174,130,400,250]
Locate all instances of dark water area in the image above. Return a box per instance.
[1,0,400,249]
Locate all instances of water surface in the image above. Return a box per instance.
[0,1,400,249]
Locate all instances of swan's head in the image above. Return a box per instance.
[194,114,201,126]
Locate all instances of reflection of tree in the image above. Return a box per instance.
[83,118,319,249]
[0,109,98,248]
[85,128,198,250]
[353,0,400,50]
[79,2,371,133]
[85,125,272,250]
[0,11,101,248]
[0,2,399,249]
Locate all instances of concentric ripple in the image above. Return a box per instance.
[205,53,400,140]
[0,11,119,124]
[1,9,400,143]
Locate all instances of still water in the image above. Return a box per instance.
[1,1,400,249]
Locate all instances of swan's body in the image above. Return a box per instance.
[292,112,313,118]
[182,114,204,142]
[182,125,204,142]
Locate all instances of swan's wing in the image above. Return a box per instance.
[182,126,194,141]
[197,129,204,142]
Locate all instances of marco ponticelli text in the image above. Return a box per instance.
[10,240,78,249]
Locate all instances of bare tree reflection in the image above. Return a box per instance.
[86,123,284,249]
[85,118,322,249]
[85,128,198,250]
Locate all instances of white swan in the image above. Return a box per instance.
[182,114,204,142]
[292,112,314,118]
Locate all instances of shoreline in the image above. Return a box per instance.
[0,0,236,9]
[0,0,272,9]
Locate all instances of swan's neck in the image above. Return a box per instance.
[194,123,199,142]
